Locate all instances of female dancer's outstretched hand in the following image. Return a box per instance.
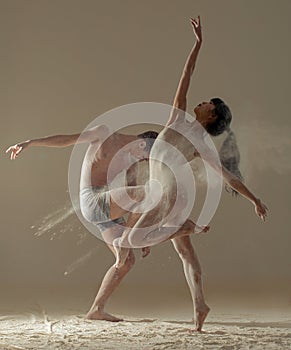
[254,199,269,221]
[5,141,30,160]
[190,15,202,42]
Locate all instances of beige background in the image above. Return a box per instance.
[1,0,290,314]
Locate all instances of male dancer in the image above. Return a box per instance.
[6,125,208,324]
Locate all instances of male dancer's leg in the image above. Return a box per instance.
[109,185,146,220]
[86,224,135,322]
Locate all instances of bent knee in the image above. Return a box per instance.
[178,219,195,233]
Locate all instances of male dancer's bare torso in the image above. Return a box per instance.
[80,131,138,189]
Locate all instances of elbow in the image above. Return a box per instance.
[90,124,109,140]
[228,178,242,191]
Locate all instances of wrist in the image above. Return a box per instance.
[196,38,202,46]
[253,197,260,206]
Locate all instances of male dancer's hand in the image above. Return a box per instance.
[5,140,30,160]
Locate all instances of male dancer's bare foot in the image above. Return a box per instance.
[114,245,130,269]
[194,304,210,331]
[86,309,123,322]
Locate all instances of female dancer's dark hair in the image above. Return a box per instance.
[206,98,243,196]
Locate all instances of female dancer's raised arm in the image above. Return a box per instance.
[166,16,202,126]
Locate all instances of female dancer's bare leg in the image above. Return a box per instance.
[171,235,210,331]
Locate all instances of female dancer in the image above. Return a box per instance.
[114,16,268,330]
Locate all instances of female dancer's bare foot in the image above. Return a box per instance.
[86,309,123,322]
[194,224,210,234]
[169,220,210,239]
[194,304,210,331]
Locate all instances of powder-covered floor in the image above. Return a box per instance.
[0,309,290,350]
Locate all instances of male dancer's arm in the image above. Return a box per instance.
[5,125,108,160]
[166,16,202,127]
